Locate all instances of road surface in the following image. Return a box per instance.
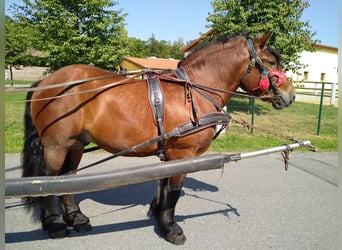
[5,151,337,250]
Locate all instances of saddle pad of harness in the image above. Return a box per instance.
[146,73,166,160]
[147,73,165,126]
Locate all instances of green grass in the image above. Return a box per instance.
[4,93,338,153]
[5,79,33,86]
[210,97,337,152]
[5,102,25,153]
[4,82,32,153]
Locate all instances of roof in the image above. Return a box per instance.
[313,44,338,52]
[124,56,180,70]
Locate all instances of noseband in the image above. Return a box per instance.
[240,39,287,95]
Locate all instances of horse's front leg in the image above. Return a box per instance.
[149,174,187,245]
[60,194,92,233]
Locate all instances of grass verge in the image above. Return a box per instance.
[210,97,337,152]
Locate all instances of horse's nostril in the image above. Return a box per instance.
[292,94,296,102]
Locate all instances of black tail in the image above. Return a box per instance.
[22,80,44,212]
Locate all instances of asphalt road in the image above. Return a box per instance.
[5,151,337,250]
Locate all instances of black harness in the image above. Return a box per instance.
[146,69,230,161]
[146,72,166,161]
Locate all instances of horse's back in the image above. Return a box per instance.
[30,65,121,146]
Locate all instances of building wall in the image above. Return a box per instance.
[288,46,338,83]
[120,60,142,72]
[5,66,48,81]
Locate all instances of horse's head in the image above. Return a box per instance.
[239,32,295,109]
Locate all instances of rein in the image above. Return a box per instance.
[7,74,117,93]
[6,70,147,93]
[159,68,281,101]
[7,59,281,104]
[191,83,280,100]
[7,71,147,103]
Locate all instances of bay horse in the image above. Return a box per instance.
[22,32,295,245]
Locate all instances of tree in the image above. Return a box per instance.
[145,34,184,60]
[124,34,185,60]
[170,38,185,59]
[11,0,127,71]
[207,0,318,72]
[146,34,167,58]
[5,16,42,84]
[125,37,148,58]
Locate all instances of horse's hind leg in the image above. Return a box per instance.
[149,174,187,245]
[40,195,70,238]
[40,148,69,238]
[59,144,92,233]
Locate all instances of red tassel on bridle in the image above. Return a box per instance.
[252,69,287,92]
[258,73,270,91]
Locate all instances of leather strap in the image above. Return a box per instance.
[175,66,190,82]
[146,72,166,161]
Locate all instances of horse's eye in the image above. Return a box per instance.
[269,61,276,67]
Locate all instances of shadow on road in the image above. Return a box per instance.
[76,177,219,206]
[6,207,238,244]
[6,177,239,244]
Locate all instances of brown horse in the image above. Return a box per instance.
[22,32,295,244]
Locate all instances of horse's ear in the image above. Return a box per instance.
[253,31,274,52]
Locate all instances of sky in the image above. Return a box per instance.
[4,0,339,47]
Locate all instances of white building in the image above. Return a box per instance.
[286,44,338,105]
[289,44,338,84]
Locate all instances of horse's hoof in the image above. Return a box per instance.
[42,214,69,239]
[45,222,69,239]
[165,233,187,245]
[162,223,187,245]
[63,210,92,233]
[73,221,92,233]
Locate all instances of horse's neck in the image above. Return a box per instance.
[181,38,248,105]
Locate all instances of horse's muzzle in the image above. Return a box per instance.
[272,93,295,109]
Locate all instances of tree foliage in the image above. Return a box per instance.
[125,37,148,58]
[5,16,40,68]
[5,15,45,83]
[6,0,185,72]
[11,0,127,71]
[207,0,318,72]
[125,34,185,60]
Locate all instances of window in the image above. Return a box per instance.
[320,73,326,82]
[303,71,309,81]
